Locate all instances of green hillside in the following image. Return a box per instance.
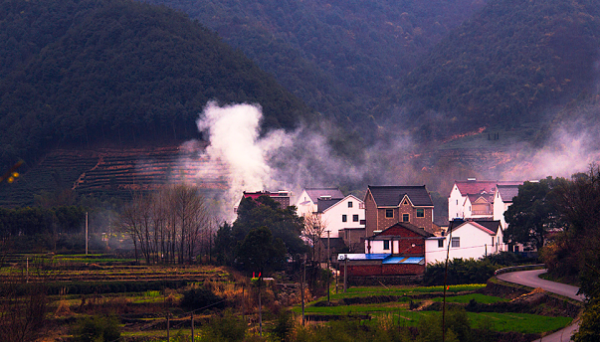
[0,0,310,171]
[143,0,489,128]
[395,0,600,139]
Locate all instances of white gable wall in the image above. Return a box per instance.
[321,195,365,238]
[425,222,502,264]
[448,184,465,219]
[296,190,317,217]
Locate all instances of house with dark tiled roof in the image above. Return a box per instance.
[363,185,436,239]
[425,219,506,264]
[316,194,365,251]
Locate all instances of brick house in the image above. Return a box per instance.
[363,185,436,238]
[338,222,433,281]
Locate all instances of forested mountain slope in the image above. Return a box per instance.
[143,0,489,127]
[394,0,600,139]
[0,0,310,171]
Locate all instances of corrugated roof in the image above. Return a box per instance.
[338,253,389,261]
[305,188,344,202]
[368,185,433,207]
[497,184,520,203]
[382,256,425,265]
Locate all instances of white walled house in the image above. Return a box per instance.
[318,194,365,238]
[425,220,506,265]
[449,179,522,220]
[295,187,344,217]
[493,184,520,228]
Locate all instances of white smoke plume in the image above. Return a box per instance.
[195,101,294,221]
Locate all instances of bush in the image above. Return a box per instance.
[72,314,120,342]
[180,286,225,312]
[423,258,497,286]
[201,310,247,342]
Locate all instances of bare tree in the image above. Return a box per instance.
[303,213,327,262]
[117,184,212,264]
[0,256,48,342]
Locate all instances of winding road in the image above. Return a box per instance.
[497,269,583,342]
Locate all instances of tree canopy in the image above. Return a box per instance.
[0,0,310,171]
[504,177,567,250]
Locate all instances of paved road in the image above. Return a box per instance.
[497,269,583,342]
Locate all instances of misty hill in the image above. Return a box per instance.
[0,0,310,171]
[142,0,489,129]
[394,0,600,139]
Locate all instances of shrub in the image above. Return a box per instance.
[201,310,247,342]
[423,258,497,286]
[72,314,120,342]
[180,286,225,312]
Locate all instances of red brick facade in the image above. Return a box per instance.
[343,263,424,276]
[364,190,434,237]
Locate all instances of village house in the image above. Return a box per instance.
[337,222,432,283]
[363,185,437,239]
[425,219,505,264]
[448,178,522,225]
[294,187,344,217]
[234,190,292,213]
[316,194,365,251]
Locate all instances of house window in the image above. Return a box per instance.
[385,209,393,218]
[451,237,460,248]
[417,208,424,217]
[342,215,347,222]
[353,214,359,222]
[491,237,494,247]
[438,239,444,248]
[456,200,458,205]
[348,201,353,208]
[402,214,409,222]
[383,240,390,250]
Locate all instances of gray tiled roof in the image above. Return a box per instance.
[305,188,344,202]
[497,184,520,203]
[368,185,433,207]
[374,222,434,238]
[317,198,343,213]
[449,220,501,235]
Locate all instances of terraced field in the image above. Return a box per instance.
[0,144,229,206]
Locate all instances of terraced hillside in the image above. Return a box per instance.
[0,144,228,207]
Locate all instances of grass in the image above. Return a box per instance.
[295,283,572,335]
[430,293,508,304]
[328,284,486,300]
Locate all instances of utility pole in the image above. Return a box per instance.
[442,221,455,342]
[85,212,89,255]
[327,231,330,305]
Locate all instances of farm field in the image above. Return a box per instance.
[0,254,578,341]
[293,284,575,335]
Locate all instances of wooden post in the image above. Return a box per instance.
[301,254,306,325]
[258,278,262,337]
[343,254,347,293]
[167,312,170,341]
[26,257,29,284]
[191,312,194,342]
